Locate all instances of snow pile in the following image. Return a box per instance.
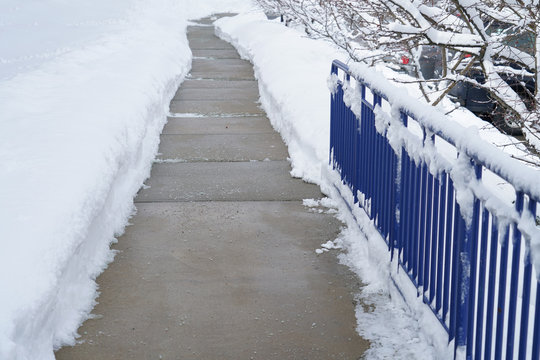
[216,12,348,183]
[0,0,253,359]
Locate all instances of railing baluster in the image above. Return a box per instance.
[407,156,415,274]
[506,192,524,360]
[401,153,409,269]
[518,199,537,360]
[358,84,366,202]
[443,177,454,327]
[436,175,447,314]
[495,225,511,360]
[450,190,462,342]
[515,198,536,360]
[532,281,540,360]
[412,162,421,283]
[484,216,499,360]
[418,163,427,288]
[474,207,490,360]
[464,164,482,357]
[385,134,393,239]
[418,162,428,288]
[429,175,440,305]
[424,170,434,300]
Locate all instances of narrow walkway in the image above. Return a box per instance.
[56,15,367,360]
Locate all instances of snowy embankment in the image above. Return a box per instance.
[0,2,190,358]
[0,1,252,358]
[217,13,342,184]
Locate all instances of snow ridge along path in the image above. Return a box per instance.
[55,15,368,359]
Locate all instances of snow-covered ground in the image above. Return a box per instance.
[0,1,252,359]
[2,1,538,359]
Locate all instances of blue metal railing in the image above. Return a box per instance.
[330,59,540,359]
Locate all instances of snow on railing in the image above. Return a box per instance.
[329,59,540,359]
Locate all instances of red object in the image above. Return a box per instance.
[464,53,472,58]
[401,56,410,65]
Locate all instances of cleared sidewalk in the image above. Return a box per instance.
[56,15,368,360]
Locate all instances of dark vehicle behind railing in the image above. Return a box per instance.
[448,68,534,135]
[402,25,535,136]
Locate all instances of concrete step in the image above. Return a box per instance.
[181,79,258,89]
[192,48,241,59]
[155,133,288,161]
[162,117,274,135]
[191,58,254,74]
[188,37,237,50]
[169,99,264,116]
[187,68,254,80]
[135,161,321,202]
[187,25,216,35]
[173,86,259,101]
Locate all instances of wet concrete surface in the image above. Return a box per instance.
[162,117,273,135]
[57,202,364,360]
[135,161,323,203]
[156,133,288,161]
[169,99,264,115]
[191,48,241,59]
[173,87,259,101]
[56,14,368,360]
[188,37,237,50]
[180,79,257,89]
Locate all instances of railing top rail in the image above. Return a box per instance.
[331,59,540,203]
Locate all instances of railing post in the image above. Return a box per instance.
[455,158,481,357]
[520,199,537,359]
[506,191,524,360]
[465,163,482,358]
[329,63,337,167]
[391,112,407,261]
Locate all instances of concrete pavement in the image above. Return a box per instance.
[56,15,368,360]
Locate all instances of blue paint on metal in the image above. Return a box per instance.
[484,219,499,360]
[465,164,482,358]
[412,163,421,282]
[418,164,428,288]
[506,192,524,360]
[474,207,489,360]
[519,199,537,360]
[450,199,462,343]
[329,60,539,359]
[533,279,540,360]
[429,175,439,305]
[443,178,454,328]
[495,227,510,360]
[436,175,446,314]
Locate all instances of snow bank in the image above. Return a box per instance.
[0,0,253,358]
[216,12,347,183]
[215,12,452,358]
